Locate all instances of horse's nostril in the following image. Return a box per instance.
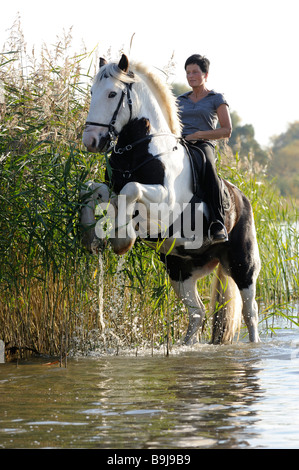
[92,138,97,148]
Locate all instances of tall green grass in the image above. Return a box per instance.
[0,25,298,358]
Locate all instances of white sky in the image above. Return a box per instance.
[1,0,299,147]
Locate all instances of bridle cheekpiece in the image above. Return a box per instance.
[85,82,133,145]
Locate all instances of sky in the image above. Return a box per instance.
[1,0,299,147]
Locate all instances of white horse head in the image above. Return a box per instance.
[82,54,181,153]
[83,55,136,153]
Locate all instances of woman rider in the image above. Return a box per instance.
[177,54,232,243]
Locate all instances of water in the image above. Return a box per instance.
[1,328,299,449]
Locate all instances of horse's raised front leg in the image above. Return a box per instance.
[170,275,206,345]
[80,181,112,253]
[111,182,169,255]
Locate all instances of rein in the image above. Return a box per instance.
[113,132,179,154]
[110,134,180,181]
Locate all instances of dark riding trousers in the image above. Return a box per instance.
[189,140,225,226]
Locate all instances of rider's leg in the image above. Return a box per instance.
[196,142,228,242]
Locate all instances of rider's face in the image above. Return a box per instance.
[186,64,207,88]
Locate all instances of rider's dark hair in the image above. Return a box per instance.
[184,54,210,74]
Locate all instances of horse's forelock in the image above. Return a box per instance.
[95,63,136,85]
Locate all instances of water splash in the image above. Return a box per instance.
[0,340,4,363]
[98,252,105,338]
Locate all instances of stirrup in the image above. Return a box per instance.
[208,220,228,243]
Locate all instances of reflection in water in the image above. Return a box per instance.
[0,332,299,449]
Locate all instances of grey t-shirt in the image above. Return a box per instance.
[177,90,229,145]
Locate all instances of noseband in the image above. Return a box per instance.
[85,82,133,142]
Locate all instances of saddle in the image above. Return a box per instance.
[181,139,206,198]
[181,139,231,212]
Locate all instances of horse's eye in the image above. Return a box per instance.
[108,91,117,98]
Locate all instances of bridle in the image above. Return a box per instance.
[85,78,180,181]
[85,82,133,144]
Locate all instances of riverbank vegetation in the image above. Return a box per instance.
[1,25,298,358]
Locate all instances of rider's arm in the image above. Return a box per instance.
[185,104,232,141]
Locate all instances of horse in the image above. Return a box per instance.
[81,54,261,345]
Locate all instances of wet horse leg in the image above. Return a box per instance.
[227,254,260,343]
[170,274,206,345]
[240,284,260,342]
[226,203,261,342]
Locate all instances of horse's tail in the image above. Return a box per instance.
[210,265,242,344]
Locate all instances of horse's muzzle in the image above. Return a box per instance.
[83,130,110,153]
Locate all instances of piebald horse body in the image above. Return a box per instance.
[81,54,261,345]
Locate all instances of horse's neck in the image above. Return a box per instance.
[136,83,171,135]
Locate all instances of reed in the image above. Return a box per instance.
[0,24,298,358]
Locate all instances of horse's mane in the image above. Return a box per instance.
[96,61,182,136]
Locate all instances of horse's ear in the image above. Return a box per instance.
[118,54,129,72]
[99,57,107,68]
